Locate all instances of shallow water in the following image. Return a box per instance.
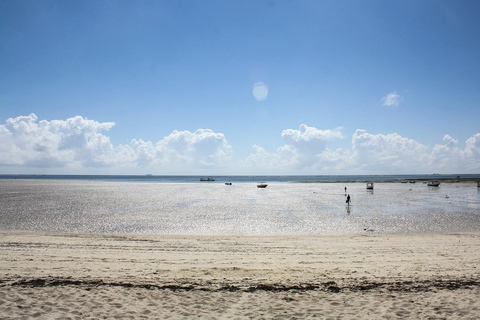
[1,180,479,235]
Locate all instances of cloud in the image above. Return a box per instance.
[281,124,344,143]
[247,125,480,174]
[156,129,233,167]
[0,114,232,172]
[0,113,115,168]
[352,129,430,172]
[245,144,296,172]
[246,124,346,172]
[464,133,480,170]
[116,129,233,170]
[380,91,401,107]
[1,114,479,174]
[429,133,480,172]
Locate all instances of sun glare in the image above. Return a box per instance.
[252,82,268,101]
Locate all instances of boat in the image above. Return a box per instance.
[200,178,215,182]
[257,182,268,188]
[366,182,374,190]
[225,182,232,185]
[427,180,440,187]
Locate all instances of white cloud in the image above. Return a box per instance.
[247,125,480,174]
[156,129,233,167]
[0,113,115,168]
[245,144,296,172]
[429,133,480,172]
[464,133,480,170]
[246,124,345,172]
[1,114,479,174]
[352,129,430,172]
[380,91,401,107]
[281,124,344,143]
[117,129,233,170]
[0,114,232,172]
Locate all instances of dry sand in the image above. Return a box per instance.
[1,232,480,319]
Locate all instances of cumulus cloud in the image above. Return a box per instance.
[0,113,115,168]
[0,114,232,172]
[352,129,430,171]
[245,144,296,172]
[246,124,346,172]
[247,125,480,174]
[380,91,401,107]
[351,130,480,173]
[156,129,233,167]
[464,133,480,170]
[429,133,480,172]
[281,124,344,143]
[1,114,479,174]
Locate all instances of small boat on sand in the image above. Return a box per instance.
[366,182,374,190]
[225,182,232,185]
[257,182,268,188]
[427,180,440,187]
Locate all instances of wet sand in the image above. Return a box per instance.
[1,232,480,318]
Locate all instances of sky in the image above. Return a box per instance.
[1,0,479,175]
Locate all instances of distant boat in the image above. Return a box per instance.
[225,182,232,185]
[257,182,268,188]
[427,180,440,187]
[366,182,374,190]
[200,178,215,182]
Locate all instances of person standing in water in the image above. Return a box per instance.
[346,194,351,206]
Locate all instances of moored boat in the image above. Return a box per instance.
[427,180,440,187]
[200,178,215,182]
[257,182,268,188]
[366,182,374,190]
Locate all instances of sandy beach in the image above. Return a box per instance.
[1,232,479,319]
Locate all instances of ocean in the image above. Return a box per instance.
[1,174,479,183]
[1,175,479,236]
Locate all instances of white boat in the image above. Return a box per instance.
[366,182,374,190]
[257,182,268,188]
[427,180,440,187]
[200,178,215,182]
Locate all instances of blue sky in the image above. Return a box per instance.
[1,0,479,174]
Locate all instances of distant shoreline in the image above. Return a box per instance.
[0,173,479,184]
[294,177,480,183]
